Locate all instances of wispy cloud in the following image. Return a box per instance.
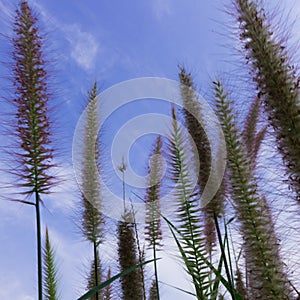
[152,0,173,19]
[63,24,99,71]
[29,0,100,71]
[46,162,80,211]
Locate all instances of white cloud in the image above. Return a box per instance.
[152,0,173,19]
[45,161,80,211]
[0,277,35,300]
[64,24,99,71]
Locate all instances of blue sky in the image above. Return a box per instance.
[0,0,300,299]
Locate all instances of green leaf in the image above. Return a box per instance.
[159,281,197,297]
[77,259,158,300]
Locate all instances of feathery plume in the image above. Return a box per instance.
[145,136,163,300]
[117,211,144,300]
[10,2,56,298]
[79,82,104,300]
[214,80,291,299]
[179,67,225,254]
[43,227,59,300]
[166,106,211,299]
[117,162,144,300]
[235,0,300,200]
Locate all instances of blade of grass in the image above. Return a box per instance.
[162,214,243,300]
[132,192,242,299]
[213,214,235,299]
[211,232,226,300]
[77,259,158,300]
[159,281,197,297]
[224,217,235,289]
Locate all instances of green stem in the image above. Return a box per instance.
[132,216,146,300]
[93,241,99,300]
[122,171,126,212]
[153,242,160,300]
[35,191,43,300]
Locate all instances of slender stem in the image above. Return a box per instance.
[35,191,43,300]
[93,241,99,300]
[224,218,234,289]
[153,242,160,300]
[119,157,127,213]
[131,207,146,300]
[122,171,126,212]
